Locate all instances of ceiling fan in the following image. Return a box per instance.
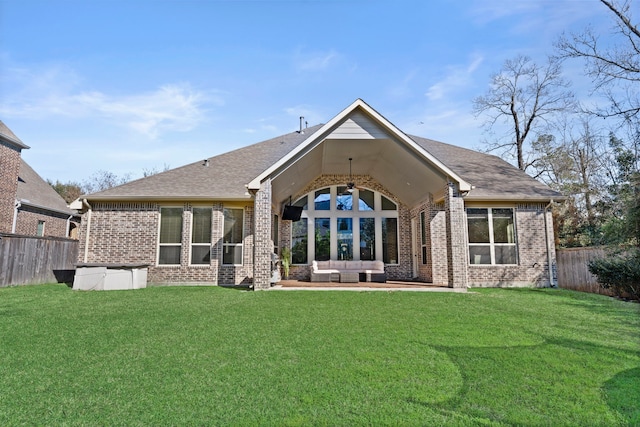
[344,157,361,193]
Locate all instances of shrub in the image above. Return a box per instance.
[588,248,640,299]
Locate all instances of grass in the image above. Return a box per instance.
[0,285,638,426]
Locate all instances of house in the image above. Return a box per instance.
[0,121,79,238]
[74,99,561,289]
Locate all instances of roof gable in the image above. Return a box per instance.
[248,99,471,192]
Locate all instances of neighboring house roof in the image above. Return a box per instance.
[17,159,78,216]
[84,100,561,204]
[0,120,30,150]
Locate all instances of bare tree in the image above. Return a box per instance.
[82,170,132,194]
[473,55,576,171]
[556,0,640,120]
[531,117,608,241]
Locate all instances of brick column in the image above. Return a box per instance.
[253,179,273,290]
[0,142,22,233]
[444,183,468,288]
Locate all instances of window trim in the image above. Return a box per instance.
[466,207,518,266]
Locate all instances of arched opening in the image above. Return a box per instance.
[289,186,398,265]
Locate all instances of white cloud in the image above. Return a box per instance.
[0,61,217,139]
[425,54,484,101]
[294,49,340,71]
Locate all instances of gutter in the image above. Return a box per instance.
[17,200,80,218]
[11,200,21,233]
[82,195,253,202]
[544,200,556,287]
[82,199,92,263]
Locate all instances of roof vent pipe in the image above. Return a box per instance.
[203,159,209,167]
[299,116,304,134]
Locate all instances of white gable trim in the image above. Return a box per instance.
[247,99,471,192]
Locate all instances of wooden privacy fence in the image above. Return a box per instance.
[0,233,79,287]
[556,247,611,295]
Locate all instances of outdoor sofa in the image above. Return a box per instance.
[310,260,387,283]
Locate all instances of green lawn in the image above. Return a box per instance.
[0,285,638,426]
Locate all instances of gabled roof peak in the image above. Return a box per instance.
[247,98,471,192]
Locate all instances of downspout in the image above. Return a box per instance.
[12,200,21,234]
[82,199,92,263]
[544,200,556,287]
[65,215,73,238]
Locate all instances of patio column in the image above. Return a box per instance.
[444,182,468,288]
[253,178,273,290]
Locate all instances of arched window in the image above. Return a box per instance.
[290,186,398,265]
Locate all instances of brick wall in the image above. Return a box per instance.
[253,179,273,290]
[77,201,256,285]
[444,184,468,288]
[0,141,21,233]
[466,203,555,287]
[430,202,448,286]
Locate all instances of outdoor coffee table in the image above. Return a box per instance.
[339,271,359,283]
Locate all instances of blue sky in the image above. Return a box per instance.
[1,0,614,184]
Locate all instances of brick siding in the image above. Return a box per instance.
[77,187,557,288]
[77,201,256,285]
[466,203,556,287]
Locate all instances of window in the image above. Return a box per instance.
[358,190,374,211]
[336,187,353,211]
[360,218,375,260]
[382,218,398,264]
[191,207,211,265]
[272,214,279,255]
[290,186,398,264]
[467,208,517,265]
[314,218,330,261]
[420,211,428,265]
[36,220,45,237]
[337,218,353,260]
[314,189,330,210]
[223,208,243,265]
[381,195,396,210]
[159,207,183,265]
[291,218,308,264]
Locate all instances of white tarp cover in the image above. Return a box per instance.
[73,264,148,291]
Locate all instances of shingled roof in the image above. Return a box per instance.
[410,135,561,201]
[17,159,77,215]
[85,123,560,203]
[85,125,325,201]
